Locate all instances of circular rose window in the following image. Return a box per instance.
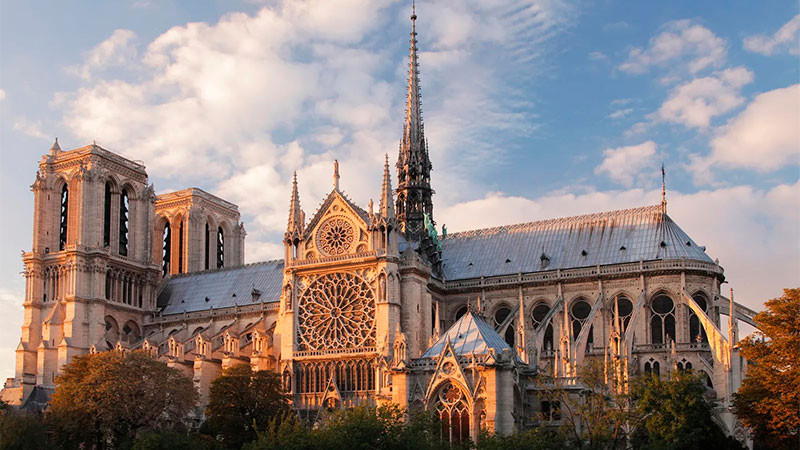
[317,217,355,255]
[297,272,376,351]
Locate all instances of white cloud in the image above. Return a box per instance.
[608,108,632,119]
[68,29,138,80]
[13,117,49,140]
[619,20,726,77]
[654,66,754,129]
[0,89,5,101]
[743,14,800,56]
[595,141,658,187]
[438,180,800,311]
[690,84,800,178]
[53,1,574,264]
[0,285,23,381]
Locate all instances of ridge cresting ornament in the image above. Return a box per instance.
[297,272,376,351]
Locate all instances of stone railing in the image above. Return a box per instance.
[146,301,278,325]
[287,250,383,268]
[293,346,377,358]
[443,259,723,291]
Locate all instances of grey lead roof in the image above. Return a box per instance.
[440,204,713,281]
[421,310,511,359]
[158,260,284,315]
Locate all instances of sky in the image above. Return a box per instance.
[0,0,798,380]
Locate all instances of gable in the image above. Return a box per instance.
[299,190,371,259]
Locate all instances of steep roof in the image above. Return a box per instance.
[157,260,284,315]
[440,204,713,280]
[420,311,511,359]
[303,189,370,240]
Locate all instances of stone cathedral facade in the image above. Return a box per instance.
[2,9,756,446]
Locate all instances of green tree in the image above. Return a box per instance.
[630,370,744,450]
[733,288,800,450]
[47,350,197,449]
[0,406,48,450]
[131,430,221,450]
[202,365,289,449]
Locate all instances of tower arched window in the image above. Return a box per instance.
[178,219,184,273]
[118,189,129,256]
[532,303,554,353]
[59,184,69,250]
[689,293,709,344]
[162,223,171,276]
[570,299,592,339]
[650,294,675,344]
[216,227,225,268]
[204,222,210,270]
[454,306,467,321]
[103,182,111,247]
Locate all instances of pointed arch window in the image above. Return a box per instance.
[613,295,634,334]
[103,182,112,247]
[204,222,210,270]
[650,294,675,344]
[119,189,129,256]
[570,300,591,339]
[454,306,467,321]
[532,303,554,353]
[216,227,225,268]
[59,184,69,250]
[435,383,470,444]
[494,306,514,347]
[178,219,184,273]
[162,223,171,276]
[689,293,709,344]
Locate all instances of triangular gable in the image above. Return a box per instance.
[303,189,370,241]
[421,311,511,359]
[424,338,474,404]
[320,373,343,409]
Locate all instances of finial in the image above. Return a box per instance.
[333,160,340,190]
[661,162,666,213]
[49,137,61,155]
[411,0,416,20]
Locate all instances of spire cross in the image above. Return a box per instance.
[661,162,667,213]
[333,160,340,191]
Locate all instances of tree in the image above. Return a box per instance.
[203,365,289,449]
[733,288,800,449]
[47,350,197,449]
[0,403,48,450]
[630,370,744,450]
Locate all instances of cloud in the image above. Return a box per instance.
[743,14,800,56]
[0,88,5,101]
[619,20,726,77]
[0,285,23,381]
[595,141,658,187]
[13,117,49,140]
[654,66,754,129]
[68,29,138,80]
[608,108,632,119]
[437,180,800,311]
[53,1,574,264]
[690,84,800,177]
[588,51,607,61]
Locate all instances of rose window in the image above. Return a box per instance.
[297,272,375,351]
[317,218,355,255]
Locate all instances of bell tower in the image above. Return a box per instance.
[6,140,160,405]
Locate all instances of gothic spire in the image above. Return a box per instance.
[380,154,395,219]
[396,2,434,241]
[661,162,667,214]
[49,137,61,155]
[285,172,303,241]
[333,160,340,191]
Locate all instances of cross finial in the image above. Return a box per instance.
[333,160,340,190]
[411,0,416,20]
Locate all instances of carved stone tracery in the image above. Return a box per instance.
[317,217,356,256]
[297,272,376,351]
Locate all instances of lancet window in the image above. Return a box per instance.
[494,305,515,346]
[204,222,210,270]
[688,293,709,344]
[294,359,375,394]
[532,303,554,353]
[161,223,171,276]
[119,189,129,256]
[103,182,112,247]
[178,219,184,273]
[613,295,633,334]
[434,382,470,444]
[650,294,675,344]
[59,184,69,250]
[217,227,224,268]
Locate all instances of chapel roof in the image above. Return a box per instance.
[420,310,511,359]
[157,260,284,315]
[440,204,713,280]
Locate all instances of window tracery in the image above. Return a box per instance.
[297,272,376,352]
[317,217,355,255]
[689,293,709,344]
[650,294,675,344]
[532,303,554,352]
[59,184,68,250]
[434,382,470,444]
[119,188,129,256]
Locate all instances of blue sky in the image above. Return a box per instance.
[0,0,798,379]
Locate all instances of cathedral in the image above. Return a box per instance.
[1,7,756,446]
